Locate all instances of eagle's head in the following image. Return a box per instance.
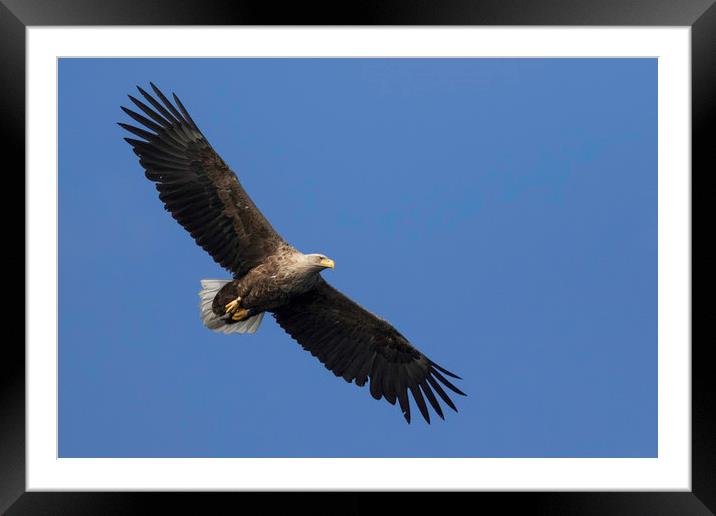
[304,253,335,271]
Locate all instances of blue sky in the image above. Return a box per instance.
[59,58,657,457]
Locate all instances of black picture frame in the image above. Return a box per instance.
[2,1,709,513]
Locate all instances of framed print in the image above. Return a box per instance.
[4,0,711,513]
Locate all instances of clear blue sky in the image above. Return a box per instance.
[59,58,657,457]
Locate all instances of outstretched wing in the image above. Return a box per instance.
[272,278,465,423]
[120,83,285,277]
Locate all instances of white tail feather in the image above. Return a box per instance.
[198,279,264,335]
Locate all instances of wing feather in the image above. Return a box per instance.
[272,279,465,423]
[427,375,458,412]
[420,380,444,420]
[120,83,286,276]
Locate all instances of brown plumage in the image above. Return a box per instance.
[120,83,465,423]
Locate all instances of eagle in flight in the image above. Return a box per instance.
[120,84,465,423]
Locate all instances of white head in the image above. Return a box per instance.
[301,253,335,272]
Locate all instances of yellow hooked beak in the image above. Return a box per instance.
[320,258,335,269]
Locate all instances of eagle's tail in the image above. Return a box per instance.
[198,279,264,334]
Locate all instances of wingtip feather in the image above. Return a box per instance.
[429,359,462,379]
[432,368,467,397]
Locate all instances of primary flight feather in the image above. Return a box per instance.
[120,83,465,423]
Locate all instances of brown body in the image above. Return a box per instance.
[211,247,321,317]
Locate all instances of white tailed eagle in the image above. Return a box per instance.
[120,84,465,423]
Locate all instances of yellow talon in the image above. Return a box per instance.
[231,308,250,321]
[225,298,241,313]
